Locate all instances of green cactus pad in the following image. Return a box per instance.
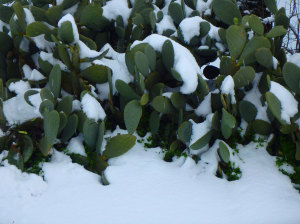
[96,121,105,154]
[140,93,149,106]
[218,141,230,163]
[58,111,68,134]
[46,5,63,26]
[79,4,110,31]
[49,64,61,98]
[124,100,142,134]
[57,95,73,116]
[265,91,286,124]
[212,0,242,25]
[134,51,150,77]
[0,32,13,54]
[282,62,300,94]
[226,25,246,59]
[24,90,39,106]
[251,119,272,135]
[263,0,277,14]
[221,108,236,139]
[162,40,174,72]
[177,121,192,143]
[168,2,184,25]
[171,92,185,109]
[39,99,54,116]
[103,134,136,159]
[255,47,273,69]
[144,45,156,71]
[26,21,51,37]
[43,110,60,146]
[149,111,160,134]
[61,114,78,142]
[266,26,287,38]
[80,65,109,84]
[199,22,210,38]
[83,119,98,150]
[58,21,74,44]
[21,135,33,163]
[115,79,140,100]
[170,68,183,82]
[233,66,255,88]
[239,100,257,122]
[40,88,54,102]
[152,96,173,114]
[190,130,212,150]
[248,14,264,36]
[239,36,271,65]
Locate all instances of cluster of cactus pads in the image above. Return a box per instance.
[0,0,299,183]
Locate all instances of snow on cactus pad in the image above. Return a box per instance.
[131,34,201,94]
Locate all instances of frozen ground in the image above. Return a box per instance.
[1,136,300,224]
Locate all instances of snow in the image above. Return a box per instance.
[269,81,298,124]
[23,65,46,81]
[78,40,101,59]
[195,93,212,117]
[179,16,220,43]
[243,73,269,122]
[66,136,87,156]
[8,80,31,95]
[102,0,131,26]
[3,92,41,125]
[81,93,106,122]
[1,136,300,224]
[279,162,295,175]
[189,114,213,151]
[40,52,69,71]
[156,15,176,35]
[131,34,201,94]
[220,75,236,104]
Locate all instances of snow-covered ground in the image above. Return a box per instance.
[1,134,300,224]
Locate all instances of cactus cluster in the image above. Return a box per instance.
[0,0,299,184]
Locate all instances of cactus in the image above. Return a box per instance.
[43,110,60,146]
[226,25,247,59]
[40,88,54,102]
[265,91,286,124]
[248,15,264,36]
[251,119,272,135]
[83,119,98,150]
[57,96,73,116]
[282,62,300,94]
[134,51,150,77]
[190,131,212,150]
[265,26,287,38]
[96,121,105,154]
[263,0,277,14]
[233,66,255,88]
[221,108,236,139]
[61,114,78,142]
[168,2,184,25]
[124,100,143,134]
[149,111,160,134]
[152,96,173,114]
[103,134,136,159]
[80,65,109,84]
[170,92,185,109]
[162,40,174,72]
[115,79,140,100]
[49,65,61,98]
[58,21,74,44]
[255,47,273,69]
[239,100,257,122]
[177,121,192,143]
[39,99,55,116]
[218,141,230,163]
[211,0,242,25]
[239,36,271,65]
